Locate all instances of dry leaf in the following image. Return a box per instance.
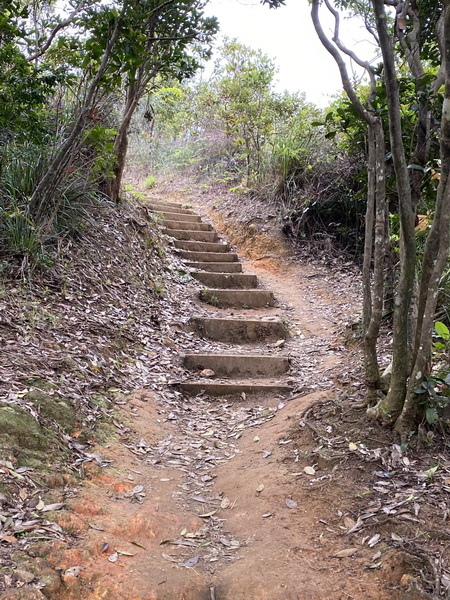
[64,566,83,578]
[183,555,200,568]
[367,534,381,547]
[343,516,356,530]
[0,535,17,544]
[42,502,66,512]
[333,548,357,558]
[221,497,231,509]
[199,510,217,518]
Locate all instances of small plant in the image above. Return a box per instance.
[413,321,450,425]
[144,175,157,189]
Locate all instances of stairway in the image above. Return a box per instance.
[149,200,292,398]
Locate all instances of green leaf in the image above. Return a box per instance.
[425,407,438,424]
[435,321,450,340]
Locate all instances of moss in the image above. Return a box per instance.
[28,392,76,433]
[0,404,48,451]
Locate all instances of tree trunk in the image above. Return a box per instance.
[106,79,141,203]
[395,0,450,435]
[368,0,417,424]
[364,119,387,401]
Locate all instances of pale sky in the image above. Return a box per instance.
[203,0,378,107]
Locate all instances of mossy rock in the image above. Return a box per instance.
[28,392,76,433]
[0,404,48,451]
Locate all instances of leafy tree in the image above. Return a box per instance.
[263,0,450,436]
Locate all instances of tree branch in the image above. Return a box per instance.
[27,1,94,62]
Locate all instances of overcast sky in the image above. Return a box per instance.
[203,0,378,107]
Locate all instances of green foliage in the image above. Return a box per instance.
[144,175,156,189]
[0,142,100,271]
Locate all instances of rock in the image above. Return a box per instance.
[199,369,215,378]
[15,570,35,584]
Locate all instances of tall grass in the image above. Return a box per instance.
[0,141,101,273]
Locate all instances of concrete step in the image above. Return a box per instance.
[174,241,230,253]
[179,251,239,262]
[192,272,257,289]
[149,204,195,215]
[175,381,292,397]
[165,229,219,242]
[151,210,202,223]
[200,289,274,308]
[164,220,213,232]
[189,317,288,342]
[187,262,243,273]
[147,200,184,210]
[183,354,290,377]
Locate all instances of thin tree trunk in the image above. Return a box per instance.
[369,0,417,424]
[396,1,450,434]
[364,120,387,399]
[106,79,141,202]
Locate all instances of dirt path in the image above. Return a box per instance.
[35,196,396,600]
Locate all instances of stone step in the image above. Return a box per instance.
[179,251,239,262]
[151,210,202,223]
[163,220,213,232]
[189,317,288,343]
[147,201,186,210]
[200,289,274,308]
[175,381,292,397]
[149,203,195,213]
[183,354,290,377]
[192,272,257,289]
[187,262,243,273]
[165,230,219,242]
[174,241,230,253]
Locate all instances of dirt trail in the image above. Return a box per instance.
[34,196,396,600]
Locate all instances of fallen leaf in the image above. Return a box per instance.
[199,510,217,518]
[116,549,136,556]
[343,517,356,530]
[64,566,83,578]
[367,534,381,547]
[183,555,200,568]
[42,502,66,512]
[333,548,357,558]
[221,497,231,509]
[0,535,17,544]
[162,553,177,562]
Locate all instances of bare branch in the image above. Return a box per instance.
[27,1,94,63]
[311,0,374,124]
[324,0,376,99]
